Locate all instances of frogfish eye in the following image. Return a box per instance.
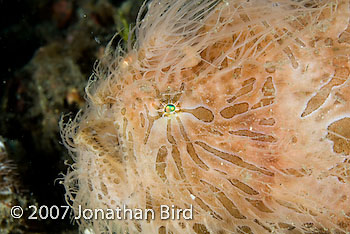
[164,104,176,115]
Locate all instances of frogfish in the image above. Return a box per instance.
[61,0,350,233]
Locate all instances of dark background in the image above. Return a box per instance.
[0,0,142,233]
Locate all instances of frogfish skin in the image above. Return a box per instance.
[61,0,350,233]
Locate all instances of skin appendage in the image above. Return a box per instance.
[60,0,350,233]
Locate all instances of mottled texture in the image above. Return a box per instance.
[62,0,350,233]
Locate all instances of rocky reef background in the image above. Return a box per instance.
[0,0,142,233]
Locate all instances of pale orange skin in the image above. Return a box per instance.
[62,0,350,233]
